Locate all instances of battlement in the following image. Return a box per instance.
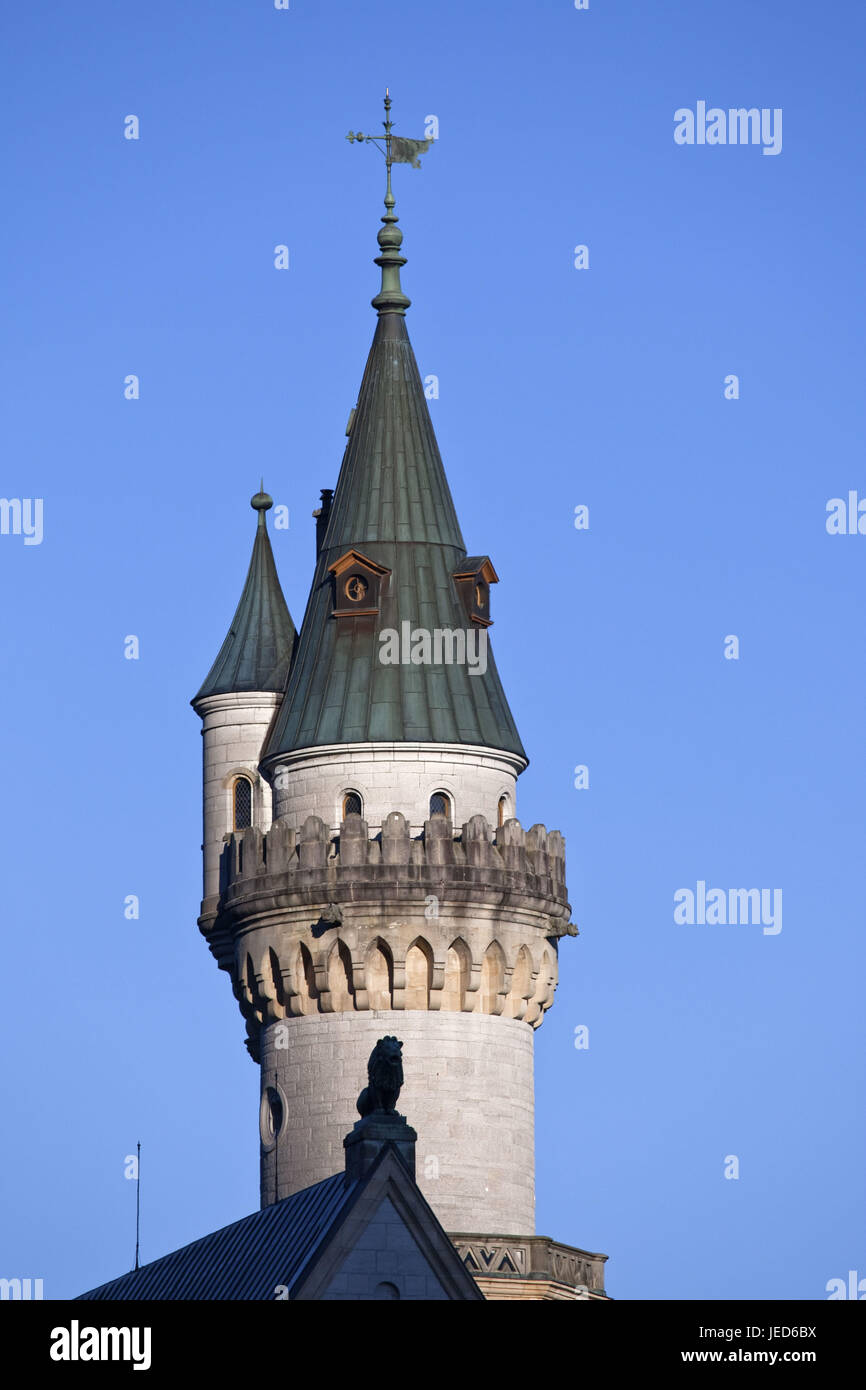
[199,811,577,1060]
[220,811,570,908]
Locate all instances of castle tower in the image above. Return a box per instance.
[195,118,578,1242]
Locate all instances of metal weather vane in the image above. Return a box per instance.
[347,90,433,317]
[346,89,433,180]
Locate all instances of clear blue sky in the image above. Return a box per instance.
[1,0,863,1301]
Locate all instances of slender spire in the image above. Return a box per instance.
[193,488,296,702]
[348,89,435,317]
[371,89,410,316]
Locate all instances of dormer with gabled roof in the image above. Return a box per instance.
[329,548,391,619]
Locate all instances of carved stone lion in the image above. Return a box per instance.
[357,1036,404,1117]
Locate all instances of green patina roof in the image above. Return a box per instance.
[193,490,297,702]
[261,190,525,764]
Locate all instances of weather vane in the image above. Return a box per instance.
[346,89,433,196]
[347,91,432,316]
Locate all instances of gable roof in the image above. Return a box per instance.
[77,1147,483,1302]
[77,1172,352,1301]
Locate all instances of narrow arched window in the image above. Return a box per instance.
[233,776,253,830]
[342,791,363,819]
[429,792,451,819]
[498,795,508,827]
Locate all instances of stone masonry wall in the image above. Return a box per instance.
[195,690,281,900]
[260,1010,536,1235]
[269,740,523,835]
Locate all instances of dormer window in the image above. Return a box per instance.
[453,556,498,628]
[329,549,391,619]
[233,776,253,830]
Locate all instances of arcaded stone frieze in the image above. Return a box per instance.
[199,811,577,1059]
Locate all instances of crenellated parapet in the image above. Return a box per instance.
[199,811,577,1061]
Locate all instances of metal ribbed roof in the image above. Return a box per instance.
[193,492,296,702]
[77,1173,353,1301]
[262,313,526,762]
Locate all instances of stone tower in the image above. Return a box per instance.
[193,118,586,1263]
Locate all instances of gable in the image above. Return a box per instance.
[315,1195,449,1301]
[291,1149,483,1301]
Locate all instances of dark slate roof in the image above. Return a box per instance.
[77,1173,352,1301]
[193,496,296,702]
[262,312,526,763]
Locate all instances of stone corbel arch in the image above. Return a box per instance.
[356,937,393,1012]
[480,940,508,1016]
[504,944,534,1021]
[323,938,355,1013]
[441,936,474,1012]
[403,936,434,1011]
[525,946,557,1027]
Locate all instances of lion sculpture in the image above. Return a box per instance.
[356,1036,404,1117]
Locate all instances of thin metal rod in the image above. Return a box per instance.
[134,1141,141,1271]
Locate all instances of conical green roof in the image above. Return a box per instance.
[262,300,525,761]
[193,491,296,702]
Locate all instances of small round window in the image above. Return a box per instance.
[345,575,368,603]
[260,1085,285,1149]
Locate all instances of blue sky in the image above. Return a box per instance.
[1,0,863,1301]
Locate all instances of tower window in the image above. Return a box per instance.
[498,795,508,827]
[342,791,363,819]
[233,776,253,830]
[345,575,369,603]
[429,792,451,819]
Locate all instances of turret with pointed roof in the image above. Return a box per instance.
[192,490,295,902]
[195,488,296,701]
[262,124,525,835]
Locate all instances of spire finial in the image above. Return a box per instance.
[346,91,435,317]
[251,484,273,528]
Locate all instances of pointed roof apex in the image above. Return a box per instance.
[251,483,273,524]
[347,91,435,317]
[192,488,296,705]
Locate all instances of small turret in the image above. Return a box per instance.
[192,489,296,904]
